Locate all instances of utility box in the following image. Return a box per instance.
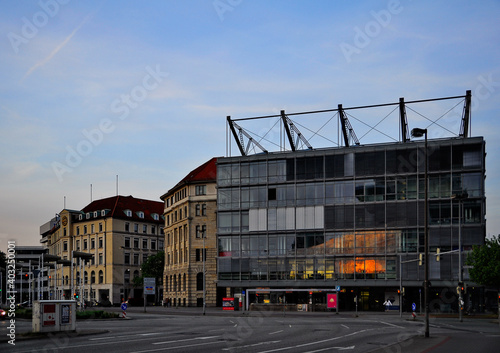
[32,300,77,333]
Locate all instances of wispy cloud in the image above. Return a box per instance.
[20,13,93,82]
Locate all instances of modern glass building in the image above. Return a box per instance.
[216,136,486,311]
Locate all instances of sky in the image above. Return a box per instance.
[1,0,499,252]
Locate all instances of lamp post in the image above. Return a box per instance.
[411,128,429,338]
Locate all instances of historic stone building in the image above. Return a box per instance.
[161,158,219,307]
[40,195,164,305]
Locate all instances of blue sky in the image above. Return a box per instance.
[1,0,499,251]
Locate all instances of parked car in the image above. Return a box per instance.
[0,308,7,320]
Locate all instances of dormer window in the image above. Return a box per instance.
[152,213,159,221]
[124,209,132,217]
[79,214,83,220]
[138,211,144,219]
[93,211,98,218]
[86,213,90,219]
[101,210,107,217]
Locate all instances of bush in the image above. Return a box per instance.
[76,310,119,320]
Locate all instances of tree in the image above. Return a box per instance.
[132,251,165,288]
[466,235,500,288]
[466,235,500,327]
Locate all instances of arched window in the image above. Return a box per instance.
[196,272,203,291]
[91,271,96,284]
[99,270,104,284]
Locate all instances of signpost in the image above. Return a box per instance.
[121,302,128,318]
[143,277,155,313]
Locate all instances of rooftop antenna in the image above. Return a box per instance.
[90,184,93,202]
[116,175,119,196]
[64,196,66,209]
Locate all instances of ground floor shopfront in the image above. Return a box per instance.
[219,283,487,314]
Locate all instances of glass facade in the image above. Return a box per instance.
[217,138,485,288]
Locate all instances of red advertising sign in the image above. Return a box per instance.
[327,294,337,309]
[222,297,235,311]
[43,304,56,326]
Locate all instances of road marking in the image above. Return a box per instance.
[341,324,349,329]
[258,329,370,353]
[132,340,222,353]
[378,321,404,329]
[152,336,220,345]
[89,332,161,341]
[269,330,283,335]
[222,340,281,350]
[306,346,355,352]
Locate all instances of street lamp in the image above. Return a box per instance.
[411,127,429,338]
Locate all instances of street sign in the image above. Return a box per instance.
[336,285,340,292]
[121,303,128,311]
[412,303,416,311]
[144,277,155,295]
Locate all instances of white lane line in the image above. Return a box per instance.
[89,332,161,340]
[269,330,283,335]
[305,345,355,352]
[378,321,404,329]
[132,340,222,353]
[257,329,371,353]
[152,336,220,345]
[222,340,281,351]
[341,324,349,329]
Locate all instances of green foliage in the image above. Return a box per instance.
[76,310,119,320]
[130,251,165,287]
[139,251,164,285]
[466,235,500,288]
[15,308,32,319]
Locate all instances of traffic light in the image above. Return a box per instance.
[419,253,423,266]
[436,248,440,262]
[397,289,400,294]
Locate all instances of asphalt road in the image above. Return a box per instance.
[1,308,499,352]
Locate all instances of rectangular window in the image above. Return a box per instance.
[125,222,130,232]
[84,225,87,234]
[76,240,80,250]
[76,226,80,235]
[143,239,148,249]
[202,204,207,216]
[134,223,138,233]
[143,254,148,263]
[99,223,103,232]
[91,224,95,233]
[91,238,95,249]
[151,226,156,234]
[125,237,130,248]
[196,185,207,195]
[83,239,88,250]
[151,240,156,250]
[196,225,201,238]
[124,253,130,265]
[143,224,147,234]
[63,241,68,252]
[99,253,103,265]
[134,238,139,248]
[99,237,103,248]
[134,253,139,265]
[196,249,206,261]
